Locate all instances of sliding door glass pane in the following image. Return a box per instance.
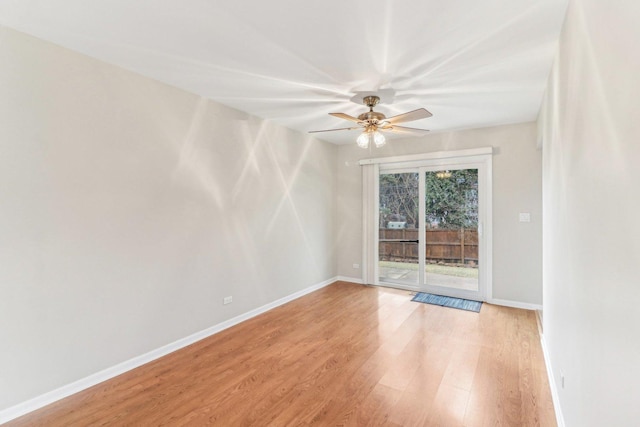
[379,172,419,287]
[424,169,479,292]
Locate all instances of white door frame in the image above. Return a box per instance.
[361,148,493,301]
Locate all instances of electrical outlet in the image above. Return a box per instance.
[519,212,531,222]
[223,296,233,305]
[353,263,360,269]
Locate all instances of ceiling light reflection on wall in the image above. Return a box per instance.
[435,170,452,179]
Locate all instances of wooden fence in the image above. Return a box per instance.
[379,228,478,265]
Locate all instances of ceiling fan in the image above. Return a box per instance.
[309,95,432,148]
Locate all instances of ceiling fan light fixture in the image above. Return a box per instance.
[356,127,386,149]
[356,131,370,148]
[373,130,386,147]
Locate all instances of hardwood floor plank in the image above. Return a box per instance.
[7,282,556,426]
[440,341,481,392]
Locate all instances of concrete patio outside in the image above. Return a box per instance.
[379,262,478,291]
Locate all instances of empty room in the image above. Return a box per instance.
[1,1,639,426]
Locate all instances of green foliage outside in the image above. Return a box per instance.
[379,169,478,229]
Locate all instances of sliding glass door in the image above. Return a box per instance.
[423,167,480,297]
[375,157,489,301]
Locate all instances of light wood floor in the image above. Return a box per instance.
[9,282,556,426]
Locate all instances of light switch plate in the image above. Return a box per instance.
[519,213,531,222]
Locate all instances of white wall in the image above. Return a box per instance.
[336,122,542,305]
[539,0,640,425]
[0,26,336,411]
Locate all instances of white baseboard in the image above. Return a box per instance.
[487,298,542,311]
[336,275,364,284]
[540,334,565,427]
[0,277,337,424]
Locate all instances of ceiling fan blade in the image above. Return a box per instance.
[329,112,363,123]
[383,108,432,125]
[382,125,430,136]
[309,126,362,134]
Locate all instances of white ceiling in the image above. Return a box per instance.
[0,0,568,144]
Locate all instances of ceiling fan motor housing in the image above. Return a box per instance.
[358,96,386,123]
[357,111,386,123]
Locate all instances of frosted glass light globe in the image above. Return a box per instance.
[373,131,386,147]
[356,132,370,148]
